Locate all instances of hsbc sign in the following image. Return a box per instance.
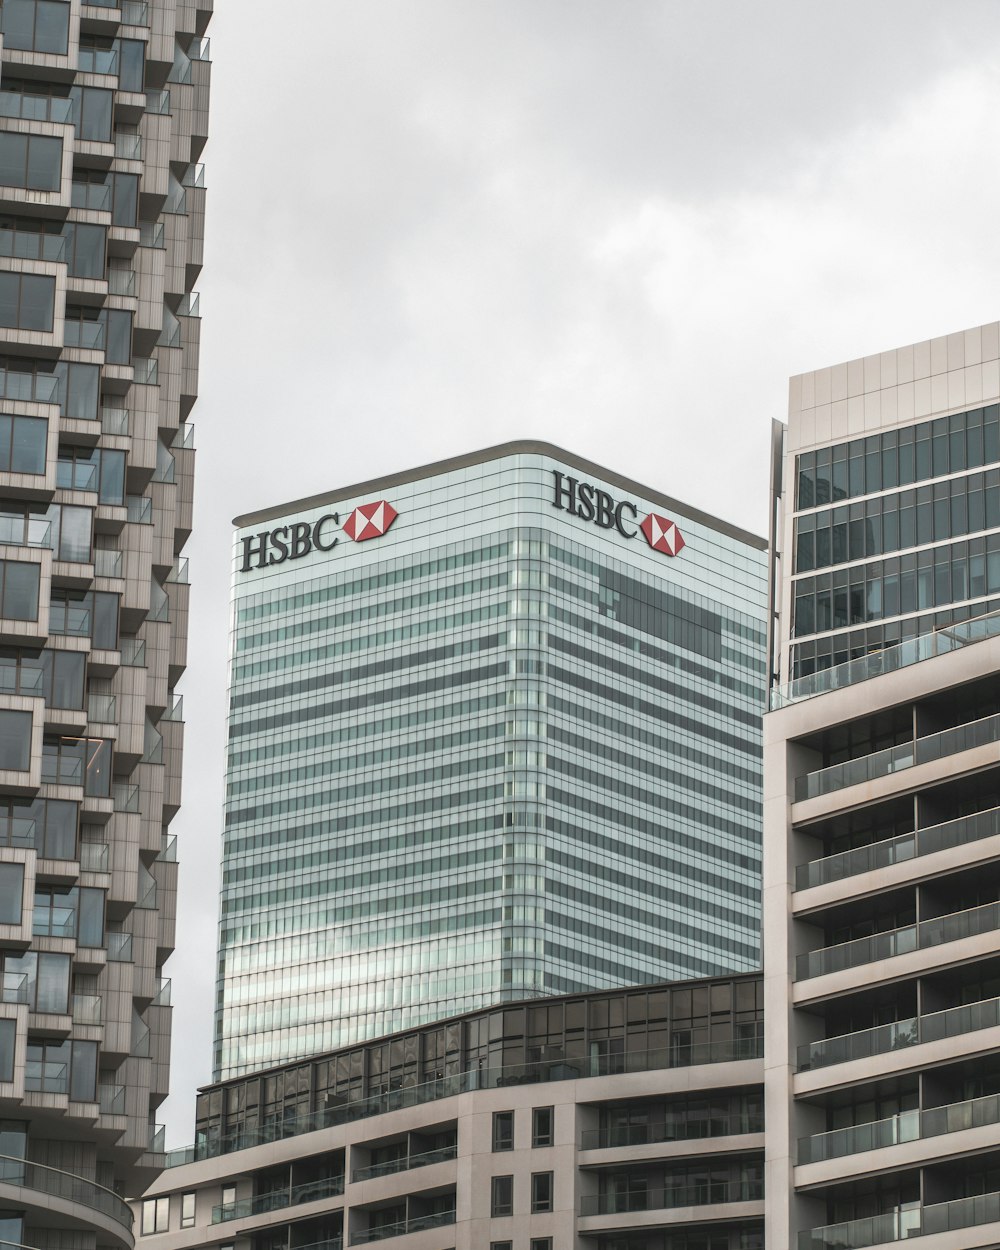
[239,499,399,572]
[551,470,684,557]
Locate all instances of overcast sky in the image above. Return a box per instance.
[159,0,1000,1145]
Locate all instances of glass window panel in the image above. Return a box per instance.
[9,417,45,474]
[0,135,26,188]
[0,863,22,924]
[1,561,39,620]
[35,952,68,1012]
[25,135,60,191]
[0,710,29,770]
[84,738,111,797]
[69,1039,96,1101]
[0,1021,14,1081]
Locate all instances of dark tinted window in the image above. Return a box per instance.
[0,710,30,770]
[0,273,54,331]
[1,1,69,54]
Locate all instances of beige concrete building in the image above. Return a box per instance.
[764,321,1000,1248]
[135,976,764,1250]
[0,2,209,1250]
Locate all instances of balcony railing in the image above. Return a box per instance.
[0,226,65,263]
[800,1189,1000,1249]
[800,1090,1000,1164]
[353,1210,454,1244]
[797,899,1000,981]
[87,694,116,723]
[120,639,145,667]
[799,991,1000,1072]
[580,1110,764,1150]
[98,1083,125,1115]
[167,1036,764,1166]
[211,1174,345,1224]
[0,91,72,125]
[78,47,119,75]
[0,1154,132,1230]
[107,269,136,298]
[121,1,150,26]
[100,407,129,436]
[106,932,132,962]
[352,1143,457,1183]
[152,978,171,1007]
[581,1178,764,1215]
[795,710,1000,802]
[71,994,102,1026]
[773,608,1000,708]
[132,357,157,385]
[796,805,1000,890]
[93,549,123,579]
[0,517,49,549]
[79,842,109,873]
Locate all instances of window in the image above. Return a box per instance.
[141,1196,169,1235]
[33,886,104,945]
[492,1109,514,1151]
[530,1240,553,1250]
[490,1243,512,1250]
[490,1175,513,1218]
[0,132,62,192]
[57,446,126,505]
[0,864,22,924]
[0,1023,14,1082]
[180,1193,195,1229]
[0,560,38,621]
[53,361,99,421]
[532,1106,554,1148]
[0,797,77,857]
[0,710,30,771]
[61,223,105,279]
[0,273,54,332]
[0,1,69,54]
[0,416,46,475]
[530,1172,553,1214]
[4,951,69,1011]
[220,1185,235,1211]
[0,648,85,708]
[41,736,111,795]
[68,87,112,143]
[109,171,138,227]
[49,589,118,647]
[46,503,93,562]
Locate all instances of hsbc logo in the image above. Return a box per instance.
[551,471,684,557]
[239,499,399,572]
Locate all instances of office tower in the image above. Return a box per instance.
[764,322,1000,1247]
[0,0,209,1243]
[219,441,768,1079]
[139,972,765,1250]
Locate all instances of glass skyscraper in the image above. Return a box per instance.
[216,442,767,1080]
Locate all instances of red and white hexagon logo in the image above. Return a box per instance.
[640,512,685,556]
[342,500,399,543]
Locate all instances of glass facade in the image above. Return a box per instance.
[218,447,767,1079]
[790,405,1000,677]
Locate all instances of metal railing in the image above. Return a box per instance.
[352,1210,454,1244]
[800,1090,1000,1164]
[0,91,72,124]
[797,805,1000,889]
[795,711,1000,801]
[0,1153,132,1229]
[352,1143,457,1183]
[212,1174,345,1224]
[0,225,65,263]
[797,899,1000,980]
[0,517,49,549]
[773,607,1000,708]
[581,1178,764,1215]
[800,1189,1000,1249]
[168,1036,763,1166]
[799,991,1000,1072]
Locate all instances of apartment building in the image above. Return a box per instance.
[136,974,765,1250]
[764,322,1000,1248]
[220,442,768,1079]
[0,0,209,1246]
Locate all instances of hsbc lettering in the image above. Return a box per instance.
[551,471,637,537]
[240,514,339,572]
[551,470,686,557]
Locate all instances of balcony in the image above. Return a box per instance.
[797,898,1000,981]
[211,1174,345,1224]
[581,1178,764,1215]
[71,994,102,1025]
[580,1109,764,1150]
[0,1154,132,1231]
[99,1084,125,1115]
[801,1189,1000,1249]
[795,710,1000,803]
[799,1090,1000,1163]
[352,1211,454,1244]
[799,992,1000,1072]
[352,1144,457,1183]
[796,805,1000,890]
[106,932,132,962]
[0,226,65,264]
[772,608,1000,708]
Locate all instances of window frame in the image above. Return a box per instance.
[490,1174,513,1219]
[530,1171,554,1214]
[492,1109,514,1152]
[532,1105,554,1148]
